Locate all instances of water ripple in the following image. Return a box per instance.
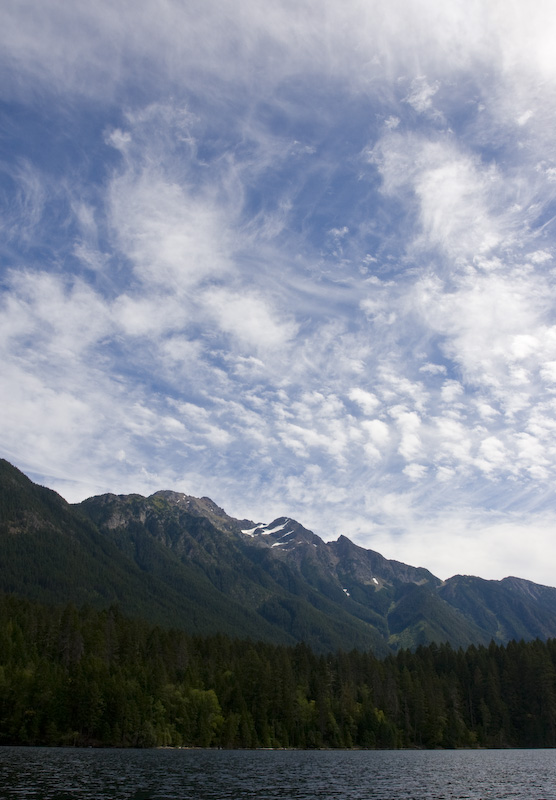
[1,747,556,800]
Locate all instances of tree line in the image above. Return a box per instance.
[1,593,555,749]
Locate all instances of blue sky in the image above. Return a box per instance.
[2,1,556,585]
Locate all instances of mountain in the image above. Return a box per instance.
[0,460,287,642]
[2,457,556,654]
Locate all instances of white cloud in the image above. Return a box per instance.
[370,133,512,260]
[109,172,233,292]
[433,417,473,467]
[389,406,423,461]
[420,363,447,375]
[362,419,390,447]
[477,436,508,474]
[349,387,380,415]
[203,287,298,355]
[2,1,551,105]
[404,76,440,114]
[441,380,464,404]
[353,506,556,585]
[403,463,428,480]
[0,270,112,360]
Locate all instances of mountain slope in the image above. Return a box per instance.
[3,458,556,653]
[239,519,492,650]
[78,491,390,654]
[439,574,556,643]
[0,460,293,642]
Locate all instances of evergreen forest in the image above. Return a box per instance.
[1,593,556,750]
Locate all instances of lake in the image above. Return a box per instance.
[1,747,555,799]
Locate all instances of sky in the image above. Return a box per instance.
[2,1,556,586]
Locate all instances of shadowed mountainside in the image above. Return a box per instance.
[2,458,556,654]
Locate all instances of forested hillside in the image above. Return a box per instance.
[1,593,555,750]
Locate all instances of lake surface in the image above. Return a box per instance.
[1,747,555,799]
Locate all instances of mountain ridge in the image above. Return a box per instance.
[2,457,556,654]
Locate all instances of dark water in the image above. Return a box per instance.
[1,747,555,800]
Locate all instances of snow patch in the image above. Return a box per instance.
[242,520,290,536]
[272,530,295,547]
[372,577,379,585]
[264,522,289,535]
[241,525,264,536]
[343,588,350,596]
